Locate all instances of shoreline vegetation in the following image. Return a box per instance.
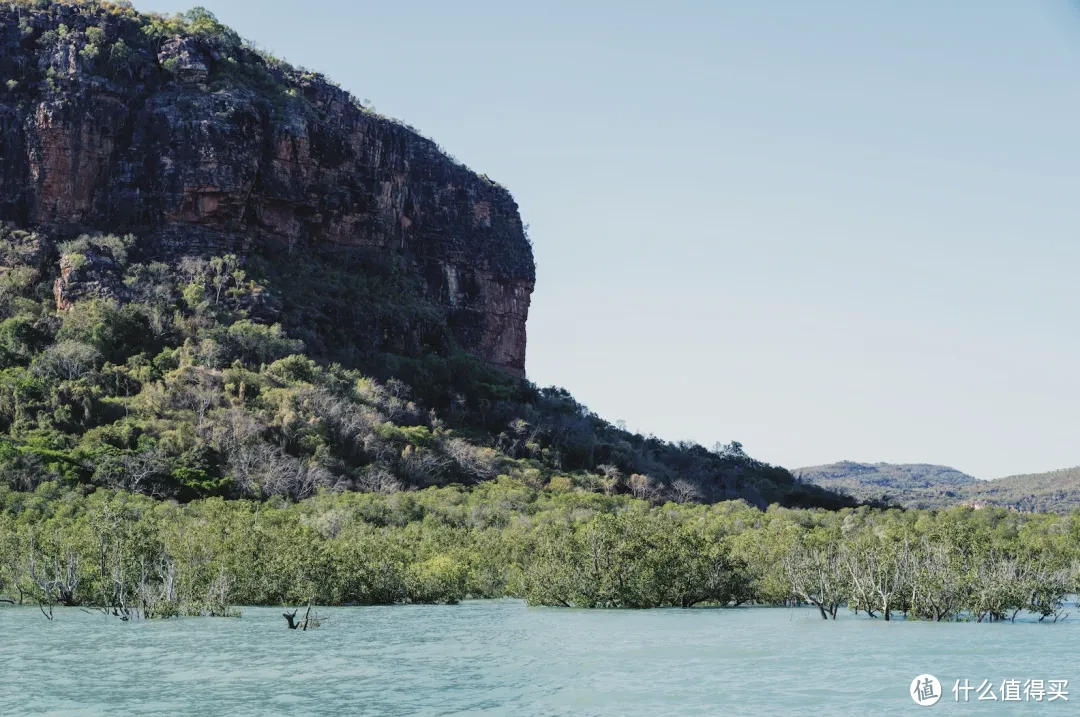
[1,481,1076,622]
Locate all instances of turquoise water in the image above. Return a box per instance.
[1,600,1077,716]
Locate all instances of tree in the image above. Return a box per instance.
[842,531,911,621]
[31,341,101,381]
[670,478,702,504]
[908,538,970,622]
[782,540,847,619]
[93,447,167,494]
[628,473,656,501]
[597,464,621,495]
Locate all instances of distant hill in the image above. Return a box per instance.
[794,462,979,507]
[796,461,1080,513]
[958,467,1080,514]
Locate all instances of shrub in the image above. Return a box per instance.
[31,341,102,382]
[218,321,303,367]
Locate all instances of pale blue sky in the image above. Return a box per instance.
[136,0,1080,479]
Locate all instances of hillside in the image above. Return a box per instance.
[958,467,1080,514]
[0,1,855,510]
[794,461,978,507]
[798,461,1080,512]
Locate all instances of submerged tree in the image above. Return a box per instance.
[782,541,846,619]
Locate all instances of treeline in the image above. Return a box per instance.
[1,481,1076,621]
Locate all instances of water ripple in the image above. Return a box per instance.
[1,600,1076,715]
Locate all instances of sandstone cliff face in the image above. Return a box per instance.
[0,3,533,374]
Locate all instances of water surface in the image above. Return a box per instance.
[1,601,1076,715]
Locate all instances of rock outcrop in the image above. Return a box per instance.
[0,2,534,374]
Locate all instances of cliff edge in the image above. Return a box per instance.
[0,2,533,374]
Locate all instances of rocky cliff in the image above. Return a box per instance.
[0,2,533,374]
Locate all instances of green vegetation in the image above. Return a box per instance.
[0,222,859,621]
[0,224,841,510]
[1,481,1076,621]
[1,1,1068,622]
[0,1,462,147]
[2,2,279,94]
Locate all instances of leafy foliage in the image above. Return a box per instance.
[0,481,1076,618]
[0,224,841,512]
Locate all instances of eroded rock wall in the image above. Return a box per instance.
[0,3,534,374]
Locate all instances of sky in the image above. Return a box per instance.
[134,0,1080,479]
